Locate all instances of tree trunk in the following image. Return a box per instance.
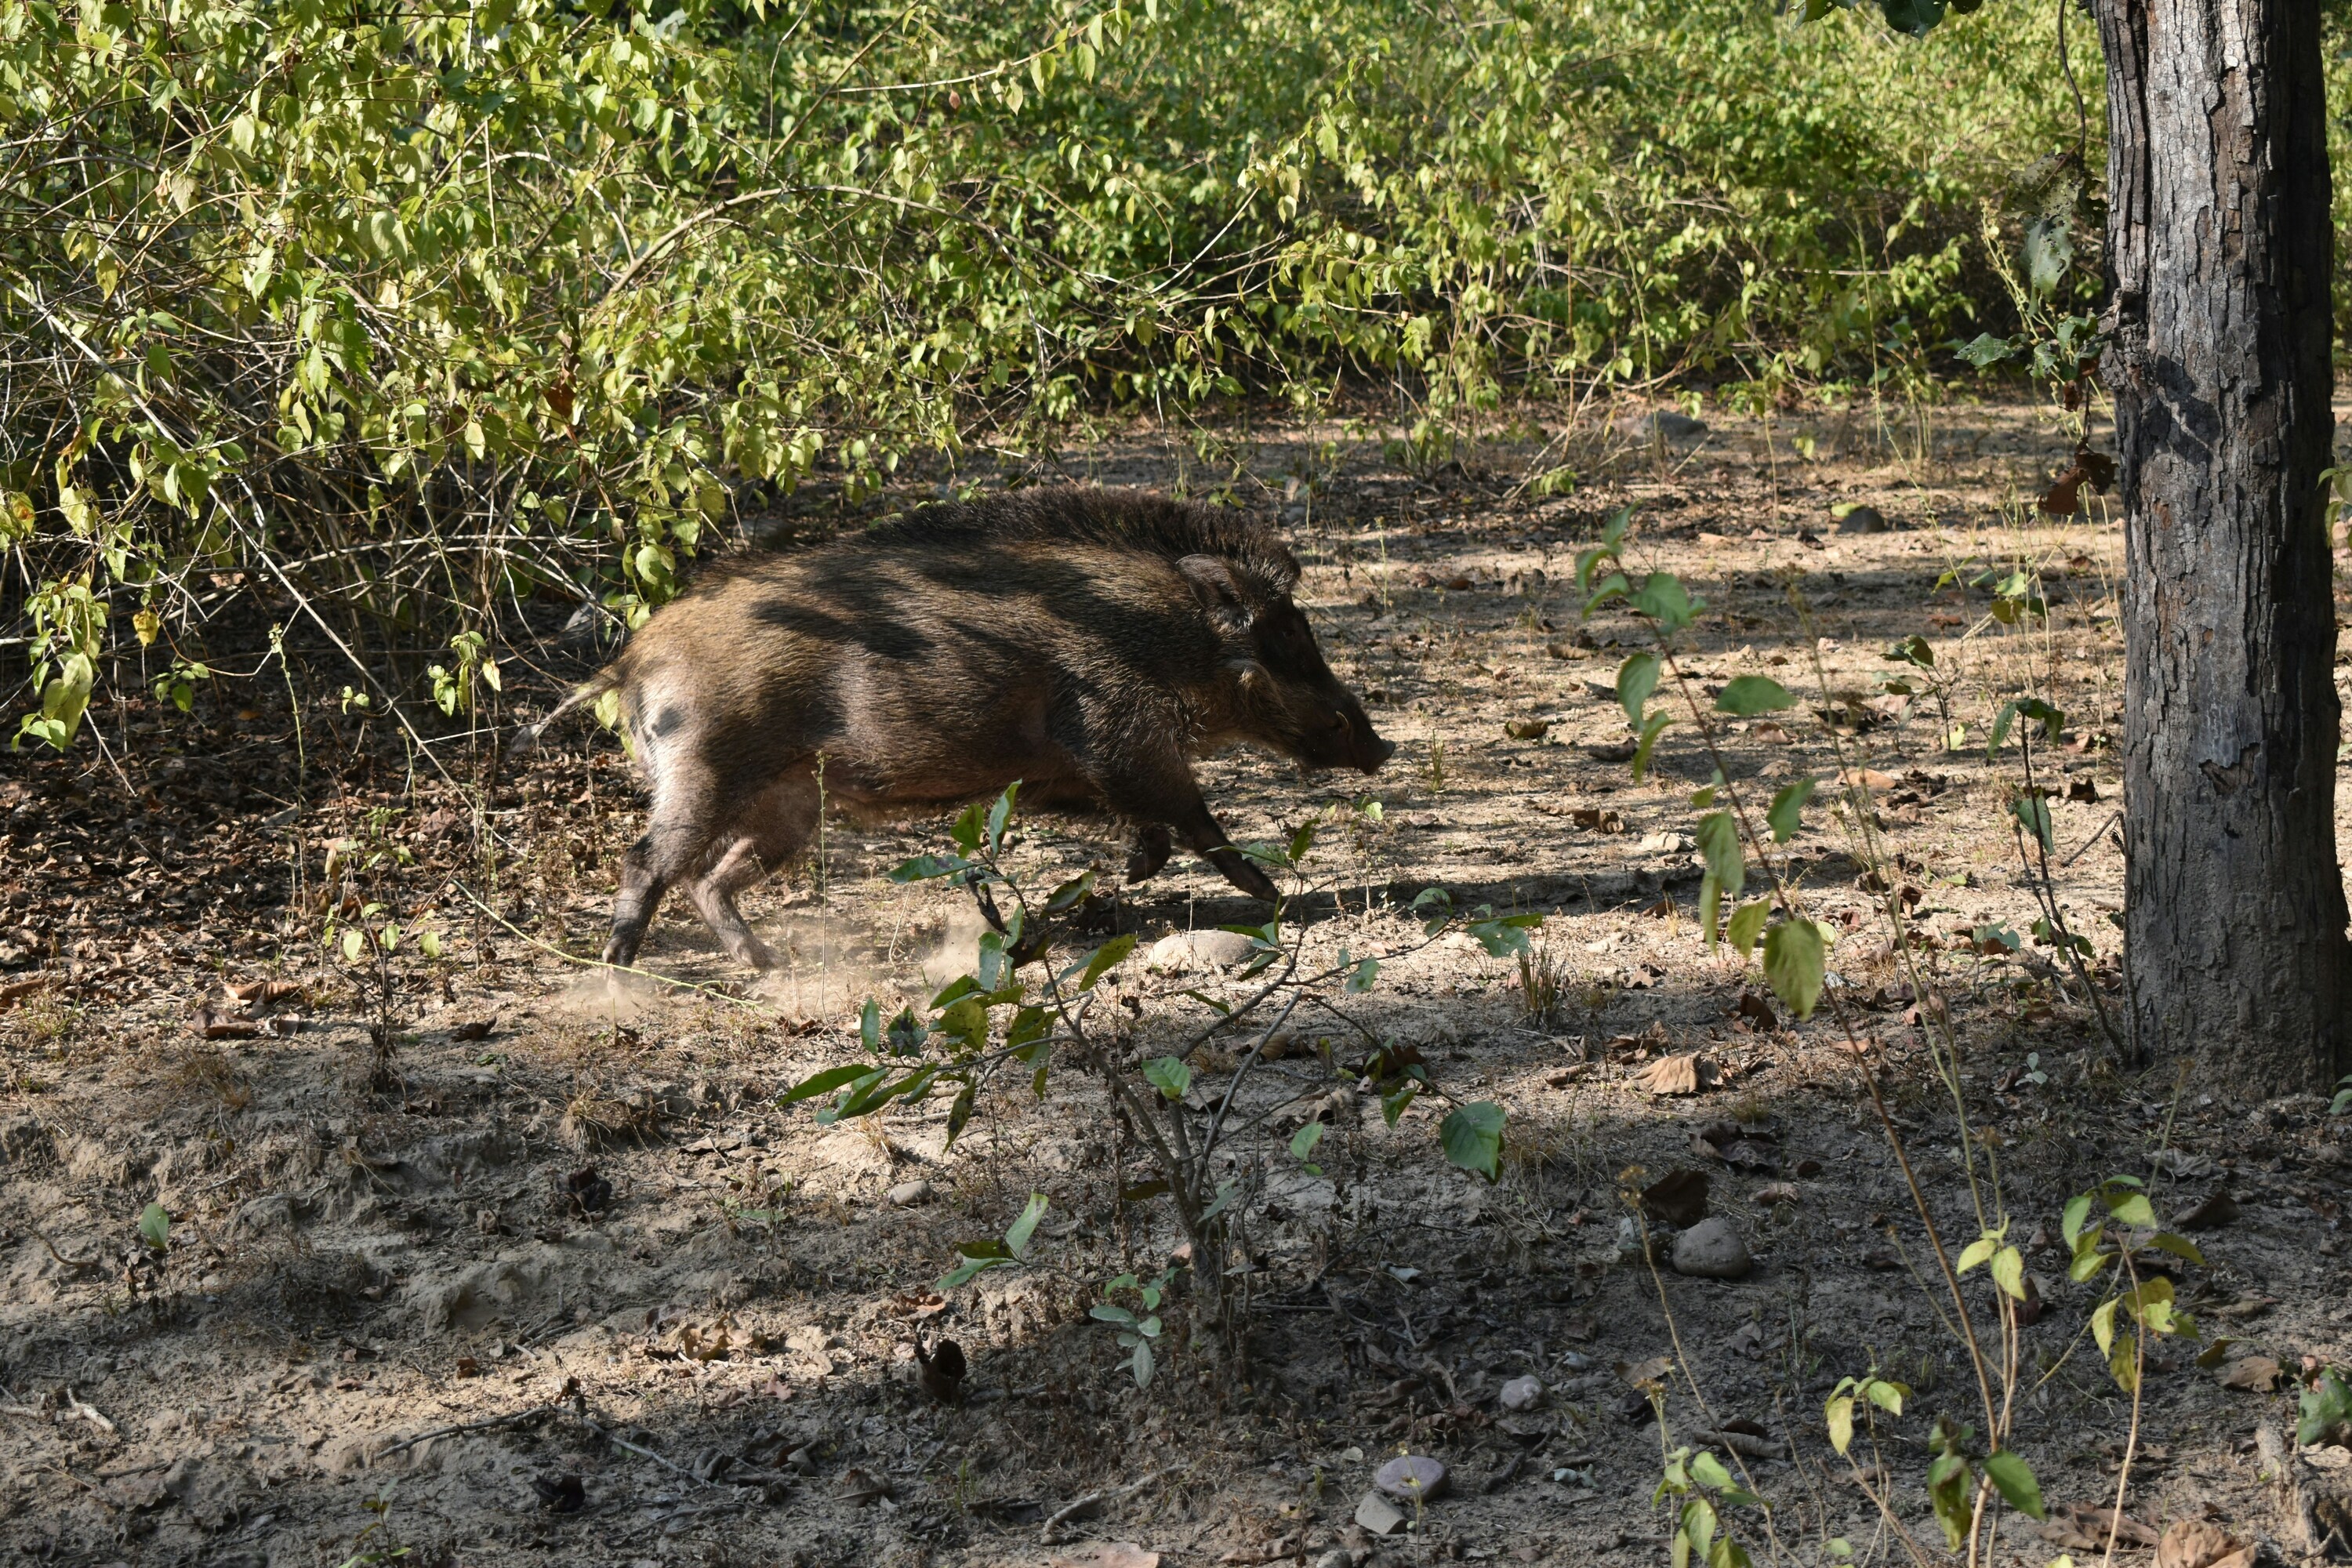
[2096,0,2344,1094]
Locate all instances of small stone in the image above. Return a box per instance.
[1670,1217,1752,1279]
[1147,930,1258,971]
[1834,504,1889,534]
[1374,1454,1447,1501]
[1354,1493,1408,1536]
[1499,1376,1544,1412]
[198,1273,226,1295]
[887,1180,935,1207]
[1315,1552,1354,1568]
[1616,408,1708,441]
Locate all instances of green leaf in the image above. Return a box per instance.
[1632,711,1673,782]
[1695,811,1744,948]
[1955,1235,1994,1274]
[1762,919,1827,1019]
[1345,956,1380,993]
[1954,334,2017,371]
[1290,1120,1327,1165]
[1144,1056,1193,1101]
[1077,933,1136,990]
[1632,572,1698,633]
[891,852,971,883]
[1439,1101,1506,1182]
[1766,779,1816,844]
[2298,1368,2352,1446]
[1689,1451,1735,1490]
[2061,1192,2094,1246]
[2023,214,2072,296]
[1885,634,1936,669]
[2011,794,2054,853]
[2090,1296,2120,1356]
[1825,1394,1854,1455]
[1004,1192,1048,1258]
[1468,913,1542,957]
[985,783,1018,851]
[1715,676,1794,716]
[1618,652,1661,724]
[1982,1450,2045,1520]
[779,1064,880,1107]
[1990,1245,2027,1301]
[1726,900,1769,957]
[2108,1192,2158,1229]
[137,1202,170,1255]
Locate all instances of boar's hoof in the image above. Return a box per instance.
[1127,826,1174,883]
[1209,848,1282,903]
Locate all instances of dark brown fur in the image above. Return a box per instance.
[559,487,1393,971]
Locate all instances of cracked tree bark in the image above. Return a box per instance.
[2095,0,2343,1091]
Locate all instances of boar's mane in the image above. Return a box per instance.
[859,486,1301,596]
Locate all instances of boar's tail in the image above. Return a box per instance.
[510,669,623,757]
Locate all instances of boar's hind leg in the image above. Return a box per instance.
[687,836,784,971]
[684,775,821,971]
[603,832,676,969]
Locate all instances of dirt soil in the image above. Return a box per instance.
[5,394,2351,1568]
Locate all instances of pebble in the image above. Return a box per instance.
[1147,930,1258,971]
[1670,1217,1752,1279]
[1374,1454,1447,1501]
[887,1180,935,1207]
[1617,408,1709,441]
[1499,1375,1544,1412]
[1354,1492,1408,1536]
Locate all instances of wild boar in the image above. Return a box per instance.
[535,487,1393,971]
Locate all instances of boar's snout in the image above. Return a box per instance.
[1294,684,1392,775]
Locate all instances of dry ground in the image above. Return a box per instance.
[4,393,2350,1568]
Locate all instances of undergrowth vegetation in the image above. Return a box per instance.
[1,0,2132,737]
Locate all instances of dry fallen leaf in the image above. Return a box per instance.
[1638,1052,1716,1096]
[2156,1519,2256,1568]
[1614,1356,1673,1392]
[2220,1355,2281,1391]
[1640,1168,1711,1228]
[194,1004,260,1040]
[1504,718,1552,740]
[1752,1182,1798,1207]
[1838,767,1899,791]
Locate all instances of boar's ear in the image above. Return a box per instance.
[1176,554,1256,630]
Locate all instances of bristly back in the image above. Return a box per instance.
[865,486,1301,593]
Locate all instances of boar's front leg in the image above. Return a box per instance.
[1091,753,1277,902]
[1125,825,1173,883]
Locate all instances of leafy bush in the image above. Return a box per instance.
[5,0,2100,739]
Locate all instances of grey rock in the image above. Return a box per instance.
[1354,1491,1409,1535]
[1499,1375,1544,1412]
[1147,930,1258,971]
[1617,408,1709,441]
[887,1179,935,1207]
[1374,1454,1447,1501]
[1834,504,1890,534]
[1671,1216,1753,1279]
